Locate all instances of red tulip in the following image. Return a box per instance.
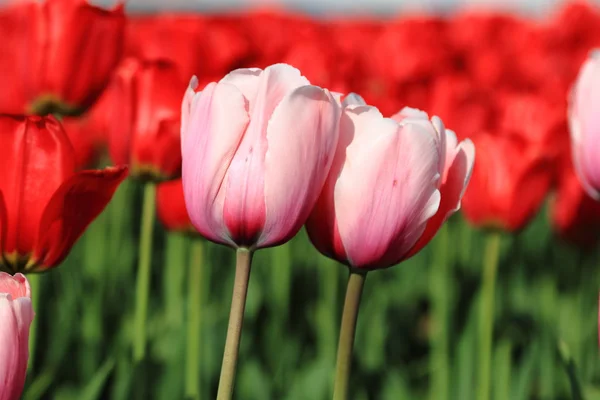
[0,115,127,273]
[108,57,185,181]
[126,14,208,81]
[461,131,552,232]
[0,0,125,115]
[460,92,562,231]
[156,179,195,234]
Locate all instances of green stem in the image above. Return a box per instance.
[164,233,187,327]
[319,256,340,362]
[216,248,253,400]
[185,239,204,400]
[133,183,156,362]
[493,339,512,400]
[476,231,502,400]
[429,224,449,400]
[333,269,367,400]
[28,273,41,372]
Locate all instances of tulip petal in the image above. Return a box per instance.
[157,179,194,233]
[407,135,475,258]
[0,295,21,400]
[220,67,262,107]
[180,75,199,144]
[182,82,249,246]
[259,85,340,247]
[0,273,30,300]
[335,107,440,268]
[570,56,600,199]
[31,166,128,270]
[342,92,366,107]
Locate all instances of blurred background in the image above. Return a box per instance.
[3,0,600,399]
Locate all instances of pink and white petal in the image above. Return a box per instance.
[391,109,444,174]
[220,67,263,109]
[0,272,30,300]
[391,107,429,122]
[9,296,32,400]
[334,112,441,268]
[0,295,21,400]
[570,55,600,198]
[405,137,475,259]
[342,92,366,107]
[259,86,341,247]
[245,64,310,131]
[221,118,268,246]
[180,75,199,142]
[182,82,249,245]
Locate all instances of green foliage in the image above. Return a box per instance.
[23,182,600,399]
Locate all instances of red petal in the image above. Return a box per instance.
[32,166,128,270]
[156,179,195,233]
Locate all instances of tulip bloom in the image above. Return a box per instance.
[157,179,196,234]
[0,115,128,273]
[181,63,341,249]
[569,51,600,199]
[0,0,125,115]
[108,58,185,181]
[306,99,474,269]
[461,94,561,232]
[0,272,33,400]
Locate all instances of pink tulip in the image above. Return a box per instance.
[569,51,600,200]
[181,63,341,248]
[306,96,475,269]
[0,273,34,400]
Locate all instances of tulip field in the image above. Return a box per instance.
[3,0,600,399]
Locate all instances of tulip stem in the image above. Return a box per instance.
[186,239,204,400]
[429,224,450,400]
[216,248,253,400]
[133,183,156,362]
[28,273,41,372]
[333,269,367,400]
[477,231,502,400]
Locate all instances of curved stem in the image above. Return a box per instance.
[476,231,502,400]
[333,269,367,400]
[216,248,253,400]
[185,239,204,400]
[133,183,156,362]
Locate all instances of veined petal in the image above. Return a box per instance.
[221,64,310,246]
[0,295,22,400]
[182,81,249,246]
[259,85,340,247]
